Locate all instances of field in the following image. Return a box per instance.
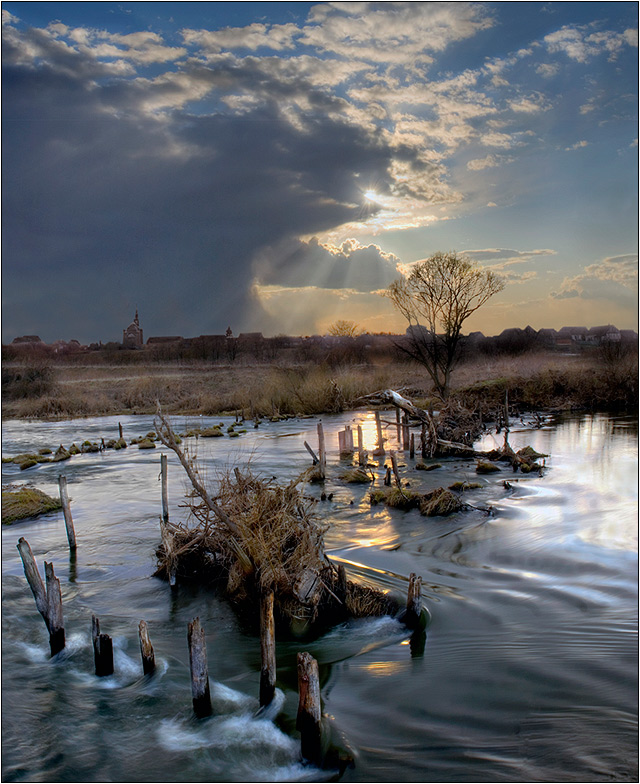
[2,345,637,420]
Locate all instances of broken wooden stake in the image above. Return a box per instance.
[160,453,169,523]
[357,425,366,466]
[404,573,423,630]
[17,538,48,622]
[395,408,402,444]
[297,651,322,765]
[421,422,427,459]
[92,616,113,676]
[374,411,385,456]
[410,433,415,460]
[402,414,410,451]
[384,466,392,486]
[259,591,276,707]
[304,441,319,464]
[390,451,402,488]
[58,475,77,551]
[138,620,156,676]
[317,422,326,480]
[44,561,65,656]
[118,422,124,440]
[188,617,212,718]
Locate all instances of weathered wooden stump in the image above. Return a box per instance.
[188,617,212,718]
[259,591,276,707]
[92,616,114,676]
[160,453,169,523]
[402,414,410,451]
[317,422,326,480]
[58,476,77,551]
[44,561,65,656]
[395,408,402,444]
[297,651,322,765]
[374,411,385,456]
[410,432,415,459]
[357,425,366,466]
[17,538,48,622]
[390,451,402,488]
[138,620,156,676]
[118,422,124,440]
[404,573,423,630]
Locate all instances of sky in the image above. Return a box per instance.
[2,1,638,344]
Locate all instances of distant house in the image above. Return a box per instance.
[558,326,588,343]
[586,325,621,344]
[123,310,143,348]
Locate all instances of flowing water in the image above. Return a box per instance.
[1,411,637,782]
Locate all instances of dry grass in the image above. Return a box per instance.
[2,347,637,420]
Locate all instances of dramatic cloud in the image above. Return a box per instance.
[1,3,637,341]
[552,254,638,300]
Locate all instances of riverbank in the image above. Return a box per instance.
[2,349,637,420]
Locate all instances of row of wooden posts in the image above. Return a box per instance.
[16,532,327,764]
[16,419,424,767]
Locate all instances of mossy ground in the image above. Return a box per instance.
[2,487,62,524]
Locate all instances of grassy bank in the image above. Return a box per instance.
[2,349,637,420]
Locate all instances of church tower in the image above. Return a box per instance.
[123,309,143,347]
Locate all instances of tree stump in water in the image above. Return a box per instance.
[259,591,276,707]
[188,617,212,718]
[44,561,65,656]
[138,620,155,676]
[297,651,322,765]
[92,616,113,676]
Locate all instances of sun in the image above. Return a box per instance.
[363,189,382,203]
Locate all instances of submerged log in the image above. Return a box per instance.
[188,617,212,718]
[297,651,322,765]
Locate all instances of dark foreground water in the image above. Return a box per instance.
[1,411,637,782]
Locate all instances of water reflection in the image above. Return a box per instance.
[1,411,638,783]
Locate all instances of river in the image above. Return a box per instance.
[1,411,637,782]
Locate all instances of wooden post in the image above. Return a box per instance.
[160,453,169,523]
[390,451,402,488]
[374,411,385,456]
[395,408,401,444]
[44,561,65,656]
[17,538,48,622]
[297,652,322,765]
[304,441,319,464]
[58,475,77,551]
[138,620,156,676]
[357,425,365,466]
[188,617,212,718]
[92,616,114,676]
[384,466,391,486]
[402,414,410,451]
[317,422,326,480]
[259,591,276,707]
[346,426,354,452]
[338,430,346,455]
[118,422,123,440]
[160,521,177,587]
[421,422,427,459]
[410,433,415,460]
[404,573,423,630]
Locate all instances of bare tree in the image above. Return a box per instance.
[326,319,362,338]
[384,251,505,398]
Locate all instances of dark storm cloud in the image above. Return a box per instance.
[1,19,395,342]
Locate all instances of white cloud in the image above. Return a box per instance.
[544,24,638,63]
[466,154,514,171]
[565,140,588,151]
[182,22,299,53]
